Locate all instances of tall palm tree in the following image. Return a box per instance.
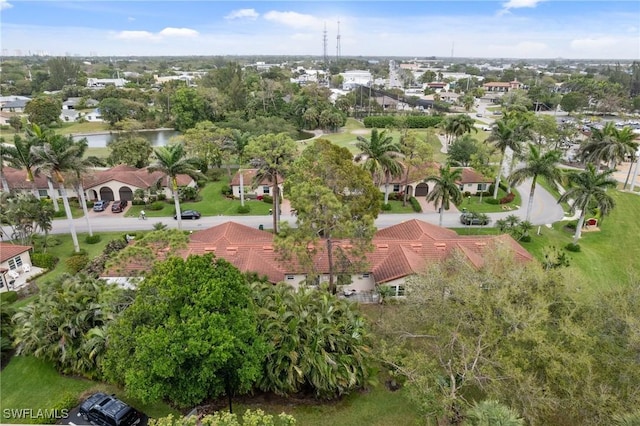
[26,124,60,211]
[0,143,12,193]
[558,164,617,244]
[356,128,404,204]
[31,134,84,252]
[487,119,526,199]
[509,144,563,222]
[425,165,463,227]
[68,138,95,237]
[148,143,202,231]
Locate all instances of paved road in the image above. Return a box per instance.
[15,180,564,237]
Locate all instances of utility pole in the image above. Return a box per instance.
[323,22,328,69]
[336,21,341,62]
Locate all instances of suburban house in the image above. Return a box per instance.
[83,164,197,202]
[0,242,33,292]
[482,80,524,93]
[2,165,196,203]
[230,169,284,199]
[0,98,30,113]
[456,167,493,195]
[102,220,533,299]
[426,82,450,92]
[62,97,99,110]
[86,78,128,88]
[84,109,104,122]
[377,166,490,198]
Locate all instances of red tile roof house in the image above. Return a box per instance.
[482,80,524,93]
[81,164,196,202]
[2,164,196,203]
[229,169,284,200]
[0,242,39,292]
[101,220,533,301]
[378,166,491,198]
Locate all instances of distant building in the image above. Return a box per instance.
[340,70,372,90]
[482,80,523,93]
[86,78,128,88]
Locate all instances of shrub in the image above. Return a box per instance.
[256,195,264,201]
[178,186,198,202]
[31,252,59,270]
[85,200,94,208]
[42,393,78,425]
[65,254,89,273]
[85,235,102,244]
[381,203,392,211]
[409,196,422,213]
[520,235,532,243]
[464,191,472,198]
[263,195,273,204]
[0,291,18,304]
[565,243,581,252]
[485,198,500,205]
[565,221,578,230]
[104,239,128,255]
[131,199,145,206]
[148,201,164,211]
[207,168,222,181]
[221,185,233,196]
[157,193,167,201]
[236,205,251,214]
[53,210,66,218]
[499,192,516,204]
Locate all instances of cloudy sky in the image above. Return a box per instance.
[1,0,639,59]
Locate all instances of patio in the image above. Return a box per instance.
[2,265,44,292]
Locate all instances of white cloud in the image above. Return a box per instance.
[570,36,617,50]
[0,0,13,11]
[503,0,545,9]
[263,11,323,30]
[225,8,259,21]
[159,27,199,37]
[114,30,157,41]
[127,16,136,22]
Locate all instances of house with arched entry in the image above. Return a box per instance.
[83,164,196,202]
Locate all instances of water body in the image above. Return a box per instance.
[73,129,180,148]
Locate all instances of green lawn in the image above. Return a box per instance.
[0,356,178,424]
[455,190,640,298]
[55,121,109,135]
[236,385,422,426]
[124,178,273,218]
[382,199,418,214]
[458,187,522,214]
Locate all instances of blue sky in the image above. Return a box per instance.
[1,1,639,59]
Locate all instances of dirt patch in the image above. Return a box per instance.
[350,129,370,135]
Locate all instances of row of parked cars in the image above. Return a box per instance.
[93,200,128,213]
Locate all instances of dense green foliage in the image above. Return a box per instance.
[12,274,129,379]
[363,115,442,129]
[150,410,295,426]
[251,283,373,398]
[24,96,62,126]
[103,254,266,408]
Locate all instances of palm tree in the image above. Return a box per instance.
[2,134,41,197]
[31,134,83,252]
[580,123,638,171]
[26,124,60,211]
[509,144,563,222]
[67,138,95,237]
[425,165,463,227]
[465,400,524,426]
[487,119,523,199]
[441,114,477,145]
[148,143,202,231]
[356,128,404,204]
[558,164,617,244]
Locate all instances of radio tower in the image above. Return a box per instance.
[336,21,342,62]
[323,22,328,69]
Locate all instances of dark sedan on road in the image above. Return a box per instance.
[460,212,491,226]
[174,210,201,220]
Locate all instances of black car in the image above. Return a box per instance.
[111,200,128,213]
[78,393,145,426]
[174,209,201,220]
[460,212,491,226]
[93,200,110,212]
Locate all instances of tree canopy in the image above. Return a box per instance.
[103,254,266,408]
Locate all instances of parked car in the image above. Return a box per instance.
[78,393,145,426]
[93,200,110,212]
[174,210,201,220]
[111,200,128,213]
[460,212,491,226]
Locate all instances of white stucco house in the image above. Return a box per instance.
[229,169,284,199]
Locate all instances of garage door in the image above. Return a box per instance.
[414,182,429,196]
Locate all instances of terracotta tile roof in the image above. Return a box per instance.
[83,165,193,190]
[0,242,32,263]
[455,167,493,184]
[103,220,533,284]
[230,169,283,187]
[387,162,439,185]
[3,167,51,189]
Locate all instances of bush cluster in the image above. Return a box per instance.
[221,185,233,196]
[31,252,59,270]
[363,115,443,129]
[500,193,516,204]
[148,201,164,211]
[565,243,581,252]
[381,203,392,211]
[65,254,89,274]
[409,196,422,212]
[0,291,18,304]
[85,235,102,244]
[83,239,128,278]
[262,195,273,204]
[236,205,251,214]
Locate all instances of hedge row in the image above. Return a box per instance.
[363,115,443,129]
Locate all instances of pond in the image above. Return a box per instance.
[73,129,181,148]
